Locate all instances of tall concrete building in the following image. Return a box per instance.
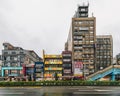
[95,35,113,71]
[1,42,41,77]
[66,4,96,77]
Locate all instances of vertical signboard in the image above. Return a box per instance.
[74,61,83,76]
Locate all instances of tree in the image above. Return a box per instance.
[54,73,58,81]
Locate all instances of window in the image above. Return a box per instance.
[90,31,94,33]
[90,40,94,43]
[4,52,8,55]
[79,27,89,30]
[81,8,86,11]
[63,64,71,67]
[90,26,94,30]
[63,59,71,62]
[20,52,24,54]
[78,21,83,24]
[14,57,17,61]
[62,54,71,57]
[89,21,94,24]
[6,56,10,61]
[12,52,16,54]
[74,36,82,39]
[74,21,78,25]
[74,27,78,30]
[80,14,86,16]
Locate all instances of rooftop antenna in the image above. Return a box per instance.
[87,1,89,6]
[92,12,94,17]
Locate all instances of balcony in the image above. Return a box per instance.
[45,61,62,64]
[44,55,62,58]
[44,67,62,71]
[74,57,83,60]
[74,41,83,45]
[74,32,86,36]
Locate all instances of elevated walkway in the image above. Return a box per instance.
[86,65,120,81]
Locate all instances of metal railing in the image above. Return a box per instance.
[86,65,114,80]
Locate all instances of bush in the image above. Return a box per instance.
[0,81,120,86]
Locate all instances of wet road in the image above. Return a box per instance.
[0,86,120,96]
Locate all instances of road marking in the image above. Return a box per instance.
[78,90,95,92]
[69,88,80,89]
[95,89,113,92]
[73,92,111,94]
[0,92,24,94]
[78,89,113,92]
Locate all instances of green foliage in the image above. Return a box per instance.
[0,81,120,86]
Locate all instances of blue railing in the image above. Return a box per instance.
[88,65,120,81]
[90,69,113,81]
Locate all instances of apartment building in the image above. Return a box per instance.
[66,4,96,77]
[1,43,41,78]
[62,51,72,76]
[96,35,113,71]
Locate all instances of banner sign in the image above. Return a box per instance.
[74,61,83,76]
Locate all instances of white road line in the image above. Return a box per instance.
[78,89,113,92]
[68,88,80,89]
[78,90,95,92]
[73,92,110,94]
[95,89,113,92]
[0,92,24,94]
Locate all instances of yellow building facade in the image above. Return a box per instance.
[43,55,63,79]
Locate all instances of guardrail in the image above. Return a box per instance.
[86,65,114,80]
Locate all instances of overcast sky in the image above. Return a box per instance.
[0,0,120,57]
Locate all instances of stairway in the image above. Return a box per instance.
[86,65,115,81]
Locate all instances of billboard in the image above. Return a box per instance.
[74,61,83,76]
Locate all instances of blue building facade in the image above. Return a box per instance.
[1,66,23,77]
[34,62,44,81]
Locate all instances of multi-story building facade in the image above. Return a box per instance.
[66,4,96,77]
[115,53,120,80]
[95,35,113,71]
[0,55,2,76]
[62,51,72,76]
[0,55,2,61]
[43,52,62,80]
[116,53,120,65]
[1,43,41,78]
[113,57,116,65]
[23,64,35,81]
[0,55,2,66]
[34,62,44,81]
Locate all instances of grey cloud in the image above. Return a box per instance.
[0,0,120,58]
